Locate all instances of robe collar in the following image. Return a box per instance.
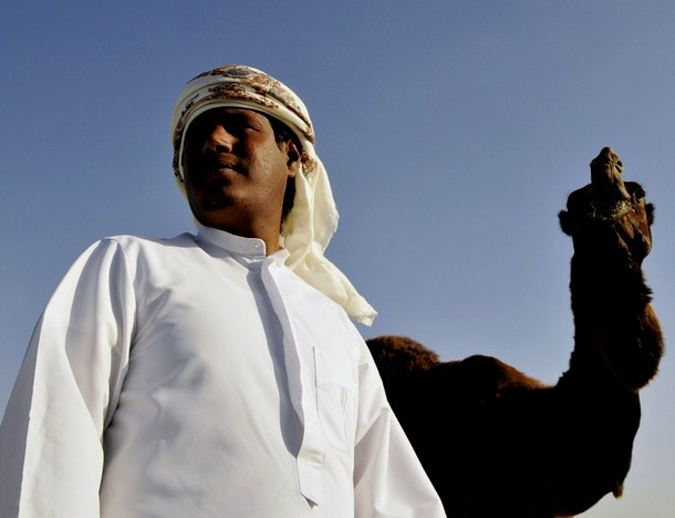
[195,222,290,265]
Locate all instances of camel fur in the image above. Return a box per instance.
[366,147,664,517]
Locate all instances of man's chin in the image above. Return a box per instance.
[193,204,248,233]
[189,194,234,215]
[202,198,235,212]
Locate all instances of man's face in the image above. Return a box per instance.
[182,107,298,237]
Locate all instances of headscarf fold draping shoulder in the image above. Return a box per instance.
[171,65,376,325]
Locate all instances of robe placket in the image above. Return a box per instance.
[260,256,327,507]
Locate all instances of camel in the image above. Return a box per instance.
[367,147,664,517]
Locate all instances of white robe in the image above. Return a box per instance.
[0,224,445,518]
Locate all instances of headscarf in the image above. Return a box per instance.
[171,65,377,325]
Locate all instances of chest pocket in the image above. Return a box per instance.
[314,347,356,454]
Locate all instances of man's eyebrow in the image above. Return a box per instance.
[237,111,266,127]
[191,110,264,132]
[210,110,264,130]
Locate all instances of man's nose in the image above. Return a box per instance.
[202,124,235,155]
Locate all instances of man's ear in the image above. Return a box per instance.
[285,139,301,177]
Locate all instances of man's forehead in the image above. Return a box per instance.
[198,106,266,118]
[189,107,271,127]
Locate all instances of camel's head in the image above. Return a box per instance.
[558,146,655,263]
[590,146,625,190]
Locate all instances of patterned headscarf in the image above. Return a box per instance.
[171,65,376,325]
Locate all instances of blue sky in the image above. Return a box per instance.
[2,1,674,515]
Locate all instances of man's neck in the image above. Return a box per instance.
[199,219,281,256]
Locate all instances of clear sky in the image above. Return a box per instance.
[2,1,674,516]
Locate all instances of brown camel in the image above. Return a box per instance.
[366,147,664,517]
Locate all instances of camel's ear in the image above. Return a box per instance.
[625,181,654,226]
[646,203,655,226]
[558,210,577,236]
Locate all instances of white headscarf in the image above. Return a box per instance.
[171,65,376,325]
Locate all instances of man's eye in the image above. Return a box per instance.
[232,118,260,131]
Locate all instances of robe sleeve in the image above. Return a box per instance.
[352,342,446,518]
[0,238,135,518]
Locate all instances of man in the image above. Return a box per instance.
[0,65,446,517]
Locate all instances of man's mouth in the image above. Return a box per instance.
[202,161,242,179]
